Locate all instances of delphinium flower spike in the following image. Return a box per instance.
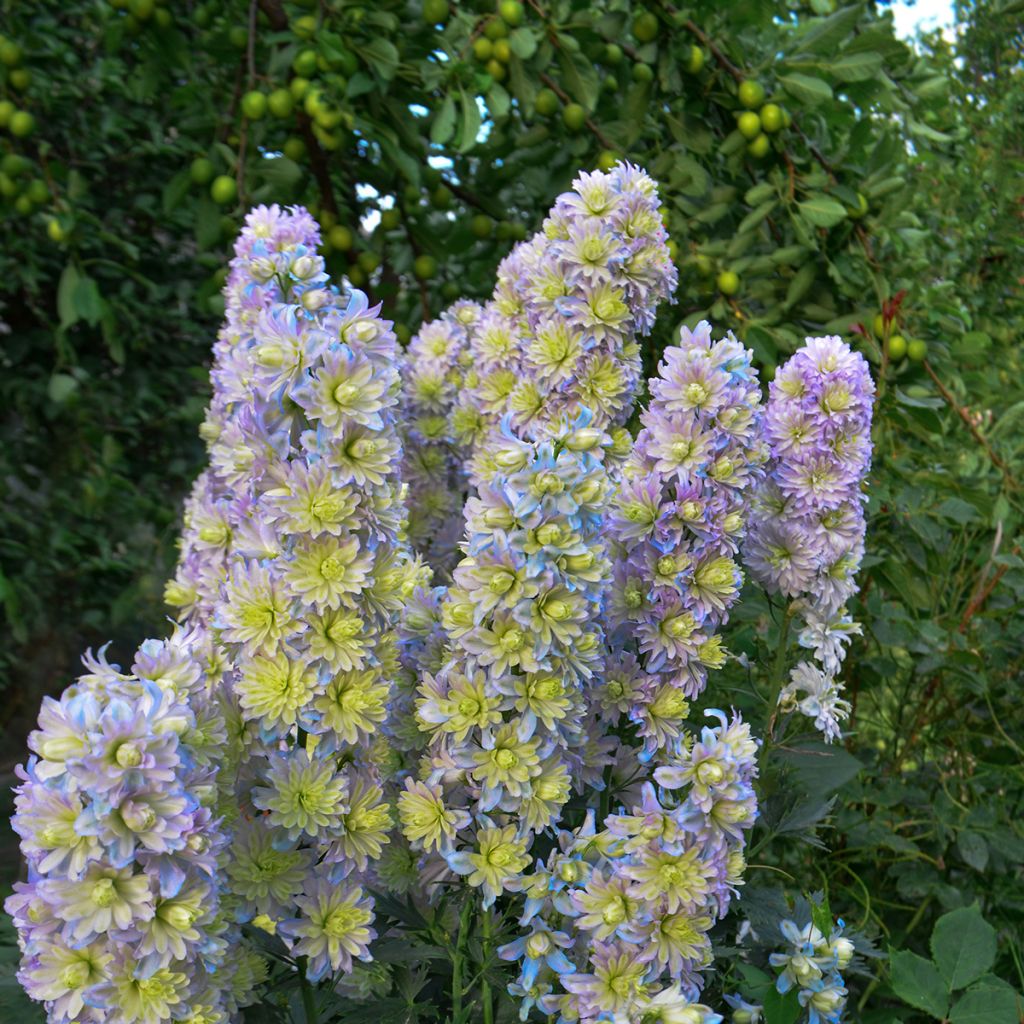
[743,337,874,741]
[4,628,256,1024]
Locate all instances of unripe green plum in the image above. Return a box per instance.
[471,213,493,239]
[632,62,654,83]
[0,100,14,127]
[329,225,354,251]
[473,37,493,61]
[241,90,267,120]
[562,103,586,131]
[499,0,524,25]
[746,133,770,158]
[887,334,907,360]
[632,11,659,42]
[484,18,508,40]
[380,208,401,231]
[535,88,558,117]
[604,43,623,65]
[9,68,30,91]
[267,88,294,118]
[190,156,215,184]
[422,0,448,23]
[907,338,927,361]
[9,110,35,137]
[210,174,237,205]
[413,253,437,279]
[684,45,704,74]
[717,269,740,295]
[760,102,784,133]
[738,79,765,109]
[357,250,380,273]
[293,49,318,77]
[486,58,506,80]
[283,136,305,160]
[293,15,316,39]
[737,111,761,140]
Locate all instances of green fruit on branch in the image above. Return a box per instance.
[873,313,886,337]
[379,208,401,231]
[293,14,316,39]
[907,338,928,361]
[357,250,380,273]
[471,213,493,239]
[535,88,558,117]
[486,59,506,81]
[241,90,267,120]
[0,99,14,127]
[283,137,305,160]
[717,269,740,295]
[210,174,237,205]
[737,111,761,140]
[562,103,586,132]
[329,225,354,251]
[422,0,448,23]
[604,43,623,65]
[484,18,508,40]
[684,45,705,74]
[499,0,524,27]
[493,39,511,63]
[888,334,907,360]
[597,150,619,172]
[746,133,770,159]
[738,79,765,109]
[760,102,784,133]
[293,49,318,77]
[9,109,35,137]
[473,37,493,61]
[632,11,659,43]
[413,253,437,279]
[267,88,294,119]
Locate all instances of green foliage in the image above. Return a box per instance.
[889,906,1022,1022]
[0,0,1022,1020]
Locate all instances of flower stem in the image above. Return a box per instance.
[481,902,494,1024]
[766,603,795,741]
[451,894,474,1023]
[297,956,318,1024]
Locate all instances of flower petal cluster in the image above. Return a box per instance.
[400,300,483,574]
[744,337,874,741]
[499,708,757,1023]
[768,918,853,1024]
[401,416,613,902]
[605,322,768,743]
[167,205,330,630]
[4,629,248,1024]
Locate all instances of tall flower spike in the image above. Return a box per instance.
[604,320,769,756]
[5,628,240,1024]
[744,336,874,742]
[166,205,329,634]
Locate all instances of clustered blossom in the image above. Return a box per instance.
[404,415,615,878]
[494,708,759,1024]
[166,204,330,630]
[744,338,874,741]
[400,301,483,574]
[189,206,418,978]
[767,919,854,1024]
[9,174,874,1024]
[401,163,677,553]
[3,629,262,1024]
[604,322,769,751]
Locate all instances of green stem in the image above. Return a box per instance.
[481,903,494,1024]
[297,956,318,1024]
[765,604,795,741]
[451,895,473,1023]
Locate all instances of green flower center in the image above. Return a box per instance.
[333,382,359,405]
[91,877,117,908]
[494,748,518,771]
[114,741,143,769]
[320,554,348,581]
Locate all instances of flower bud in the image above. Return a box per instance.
[564,427,603,451]
[291,254,317,279]
[494,448,528,471]
[301,288,329,311]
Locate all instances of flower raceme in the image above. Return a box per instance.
[7,174,873,1024]
[744,337,874,741]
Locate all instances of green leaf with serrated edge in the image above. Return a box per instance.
[949,985,1022,1024]
[890,950,949,1019]
[931,907,997,992]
